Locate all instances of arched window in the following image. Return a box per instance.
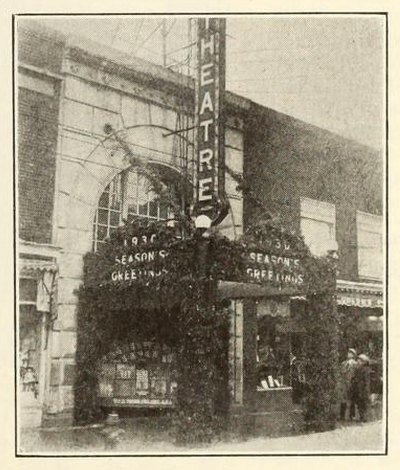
[92,167,176,251]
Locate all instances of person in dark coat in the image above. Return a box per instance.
[338,348,358,420]
[351,354,371,422]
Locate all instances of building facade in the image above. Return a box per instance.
[240,103,383,421]
[17,20,384,429]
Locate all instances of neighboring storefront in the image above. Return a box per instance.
[337,280,384,396]
[18,243,60,427]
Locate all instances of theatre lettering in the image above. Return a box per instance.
[195,18,226,219]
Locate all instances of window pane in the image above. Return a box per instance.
[97,225,108,241]
[358,230,382,279]
[128,202,138,215]
[159,203,169,220]
[301,218,333,256]
[109,210,120,227]
[98,209,109,225]
[139,201,148,216]
[149,200,158,218]
[20,279,37,302]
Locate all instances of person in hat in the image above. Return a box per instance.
[351,354,371,422]
[338,348,358,420]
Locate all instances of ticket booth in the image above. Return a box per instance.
[218,282,305,436]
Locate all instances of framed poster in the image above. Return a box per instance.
[97,340,177,407]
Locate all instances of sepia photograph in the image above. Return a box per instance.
[14,13,386,455]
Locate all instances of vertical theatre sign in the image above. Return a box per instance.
[195,17,226,220]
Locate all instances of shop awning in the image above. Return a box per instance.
[19,259,58,277]
[336,279,383,309]
[19,260,58,313]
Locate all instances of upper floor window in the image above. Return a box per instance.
[92,167,175,252]
[300,198,336,256]
[357,211,383,281]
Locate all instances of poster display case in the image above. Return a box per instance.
[97,340,177,408]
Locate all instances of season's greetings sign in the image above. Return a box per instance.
[110,232,170,283]
[97,220,309,292]
[242,228,309,289]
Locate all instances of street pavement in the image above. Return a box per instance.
[19,420,384,454]
[202,420,385,454]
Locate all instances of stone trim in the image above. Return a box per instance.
[19,240,63,259]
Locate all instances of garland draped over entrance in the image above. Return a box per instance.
[74,218,339,442]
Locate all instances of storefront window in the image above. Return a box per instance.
[19,278,41,402]
[256,299,312,406]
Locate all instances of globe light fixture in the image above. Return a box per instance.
[195,214,212,230]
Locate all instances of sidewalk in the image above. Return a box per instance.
[19,420,384,455]
[207,420,385,454]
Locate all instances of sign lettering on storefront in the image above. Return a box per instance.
[337,293,383,309]
[195,17,226,219]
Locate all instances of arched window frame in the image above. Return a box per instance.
[92,166,178,252]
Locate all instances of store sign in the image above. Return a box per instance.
[110,231,170,283]
[337,293,383,309]
[195,17,226,219]
[244,236,306,288]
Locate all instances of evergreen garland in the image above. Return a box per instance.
[74,219,232,444]
[74,217,339,440]
[302,256,339,431]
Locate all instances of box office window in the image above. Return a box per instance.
[300,198,336,256]
[257,300,292,389]
[357,211,383,281]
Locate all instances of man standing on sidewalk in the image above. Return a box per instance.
[338,348,358,420]
[351,354,371,422]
